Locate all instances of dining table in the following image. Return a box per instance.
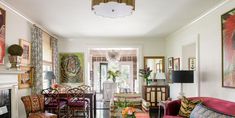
[43,90,96,118]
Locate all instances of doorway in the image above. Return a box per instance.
[89,48,138,94]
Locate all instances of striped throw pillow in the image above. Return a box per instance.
[178,96,202,118]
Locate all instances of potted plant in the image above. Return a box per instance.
[139,67,152,85]
[107,70,121,83]
[7,44,23,69]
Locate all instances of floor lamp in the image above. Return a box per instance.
[172,70,194,98]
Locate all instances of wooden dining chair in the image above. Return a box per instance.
[21,94,57,118]
[67,88,89,118]
[41,88,67,118]
[77,85,91,92]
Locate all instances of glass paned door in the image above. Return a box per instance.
[100,63,108,93]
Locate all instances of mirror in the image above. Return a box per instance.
[144,56,165,79]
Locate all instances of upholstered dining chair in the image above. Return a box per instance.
[67,88,89,118]
[21,94,57,118]
[41,88,67,118]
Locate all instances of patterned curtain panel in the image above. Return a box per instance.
[31,25,43,94]
[50,37,59,83]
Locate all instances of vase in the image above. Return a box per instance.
[112,77,116,83]
[8,55,21,70]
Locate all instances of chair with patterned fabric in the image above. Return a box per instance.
[41,88,67,118]
[67,88,89,118]
[21,94,57,118]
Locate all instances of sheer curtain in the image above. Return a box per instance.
[31,25,43,94]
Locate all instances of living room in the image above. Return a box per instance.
[0,0,235,118]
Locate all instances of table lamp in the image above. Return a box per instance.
[172,70,194,98]
[45,71,55,88]
[155,72,166,85]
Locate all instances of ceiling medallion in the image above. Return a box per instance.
[92,0,135,18]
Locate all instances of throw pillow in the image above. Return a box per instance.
[190,103,235,118]
[178,96,201,118]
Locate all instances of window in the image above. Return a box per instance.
[42,32,53,89]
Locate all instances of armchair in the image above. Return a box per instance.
[21,94,57,118]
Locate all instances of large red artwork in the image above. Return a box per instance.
[222,8,235,88]
[0,8,5,64]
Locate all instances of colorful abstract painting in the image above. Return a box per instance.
[222,8,235,88]
[59,53,84,83]
[0,8,5,64]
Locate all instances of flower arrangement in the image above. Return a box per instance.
[51,83,62,89]
[107,70,121,82]
[139,67,152,82]
[122,107,136,118]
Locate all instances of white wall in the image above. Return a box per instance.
[0,3,32,118]
[166,1,235,101]
[58,38,166,91]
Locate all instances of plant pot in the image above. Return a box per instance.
[8,55,21,70]
[113,78,116,83]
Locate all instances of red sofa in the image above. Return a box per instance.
[164,97,235,118]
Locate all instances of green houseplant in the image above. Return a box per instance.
[107,70,121,83]
[139,67,152,85]
[7,44,23,69]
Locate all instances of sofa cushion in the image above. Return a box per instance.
[190,103,235,118]
[178,96,201,118]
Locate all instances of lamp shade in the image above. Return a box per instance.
[172,71,194,83]
[45,71,55,80]
[155,73,166,80]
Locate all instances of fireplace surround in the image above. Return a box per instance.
[0,70,24,118]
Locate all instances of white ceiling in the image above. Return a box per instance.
[2,0,224,39]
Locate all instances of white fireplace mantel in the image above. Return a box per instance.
[0,69,23,118]
[0,69,25,74]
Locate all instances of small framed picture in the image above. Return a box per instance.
[18,66,34,89]
[174,58,180,70]
[168,57,174,69]
[188,57,196,70]
[20,39,31,66]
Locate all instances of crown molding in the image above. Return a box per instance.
[0,0,61,39]
[166,0,229,39]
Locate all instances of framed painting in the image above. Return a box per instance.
[18,66,33,89]
[221,8,235,88]
[59,53,84,83]
[20,39,31,66]
[168,57,174,69]
[0,7,5,64]
[173,58,180,70]
[188,57,196,71]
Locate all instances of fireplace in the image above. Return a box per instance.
[0,70,22,118]
[0,89,11,118]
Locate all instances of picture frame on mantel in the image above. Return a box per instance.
[18,66,34,89]
[221,8,235,88]
[20,39,31,66]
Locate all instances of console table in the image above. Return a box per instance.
[142,85,170,108]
